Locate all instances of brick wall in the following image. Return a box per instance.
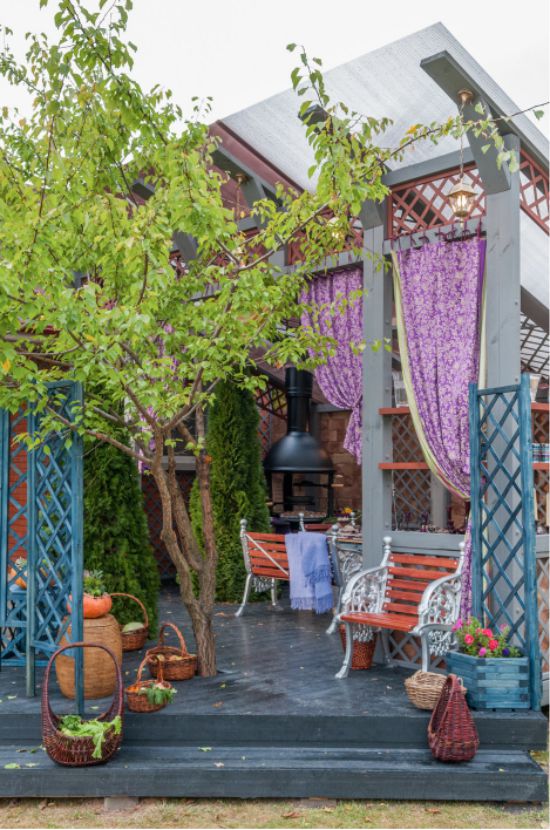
[319,410,361,512]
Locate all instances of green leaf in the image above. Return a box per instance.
[533,109,545,120]
[286,43,296,52]
[474,102,484,114]
[481,144,491,154]
[4,763,20,769]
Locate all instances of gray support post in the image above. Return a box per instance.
[361,203,392,567]
[484,134,523,633]
[485,134,521,387]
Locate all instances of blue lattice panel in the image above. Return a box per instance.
[0,585,27,665]
[469,375,541,709]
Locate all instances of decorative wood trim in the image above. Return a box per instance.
[378,462,429,470]
[379,406,411,415]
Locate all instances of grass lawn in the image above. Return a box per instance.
[0,796,547,829]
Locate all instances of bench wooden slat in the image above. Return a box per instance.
[385,577,428,593]
[383,601,419,616]
[390,553,457,570]
[386,587,424,601]
[388,565,449,581]
[341,611,418,632]
[247,532,288,542]
[251,565,288,580]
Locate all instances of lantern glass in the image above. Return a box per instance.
[448,179,476,219]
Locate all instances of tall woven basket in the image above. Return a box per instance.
[42,642,123,767]
[428,673,479,762]
[110,592,149,652]
[146,621,197,681]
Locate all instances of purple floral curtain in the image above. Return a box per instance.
[301,267,363,464]
[393,238,486,614]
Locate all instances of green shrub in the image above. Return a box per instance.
[191,381,270,601]
[83,439,160,632]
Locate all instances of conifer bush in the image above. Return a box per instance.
[83,440,160,632]
[191,381,271,602]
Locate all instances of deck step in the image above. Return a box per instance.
[0,743,545,801]
[0,710,545,750]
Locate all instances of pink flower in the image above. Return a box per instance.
[464,634,474,645]
[479,647,487,657]
[481,628,493,637]
[488,639,499,651]
[452,620,462,631]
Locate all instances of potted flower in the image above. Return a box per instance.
[446,617,529,709]
[68,570,112,619]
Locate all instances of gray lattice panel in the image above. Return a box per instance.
[392,470,432,531]
[521,314,549,380]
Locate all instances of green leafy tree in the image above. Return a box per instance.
[190,381,270,602]
[0,0,530,674]
[83,439,160,632]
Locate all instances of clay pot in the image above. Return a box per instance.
[55,614,122,699]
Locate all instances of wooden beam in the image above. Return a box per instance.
[420,51,512,194]
[382,148,474,188]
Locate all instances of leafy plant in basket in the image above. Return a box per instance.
[139,683,176,707]
[59,714,122,760]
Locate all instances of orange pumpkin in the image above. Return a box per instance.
[67,593,112,619]
[7,566,27,590]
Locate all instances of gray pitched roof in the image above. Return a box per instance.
[223,23,548,313]
[223,22,547,190]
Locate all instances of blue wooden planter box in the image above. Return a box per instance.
[446,651,530,710]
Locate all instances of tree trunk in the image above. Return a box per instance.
[152,459,218,677]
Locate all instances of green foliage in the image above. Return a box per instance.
[191,381,270,601]
[83,439,159,632]
[82,569,106,597]
[59,714,122,760]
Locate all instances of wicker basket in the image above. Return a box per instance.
[126,658,174,713]
[111,592,149,652]
[56,615,122,700]
[339,625,376,670]
[428,673,479,762]
[145,621,197,681]
[405,670,467,711]
[42,642,123,767]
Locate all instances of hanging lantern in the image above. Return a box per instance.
[448,178,476,219]
[448,88,478,220]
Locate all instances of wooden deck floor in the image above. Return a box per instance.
[0,586,546,800]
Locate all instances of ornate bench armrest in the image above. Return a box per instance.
[339,566,389,616]
[416,572,462,631]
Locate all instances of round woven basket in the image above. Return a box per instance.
[42,641,123,767]
[126,658,174,713]
[145,621,197,682]
[110,593,149,652]
[405,670,467,710]
[56,615,122,700]
[339,625,376,670]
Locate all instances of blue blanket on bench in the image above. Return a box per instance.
[285,531,333,614]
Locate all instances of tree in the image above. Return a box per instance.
[84,438,160,632]
[190,381,270,602]
[0,0,527,674]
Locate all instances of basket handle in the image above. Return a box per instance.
[42,641,123,730]
[135,655,164,684]
[158,621,188,656]
[110,593,149,629]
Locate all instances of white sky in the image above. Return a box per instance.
[1,0,549,129]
